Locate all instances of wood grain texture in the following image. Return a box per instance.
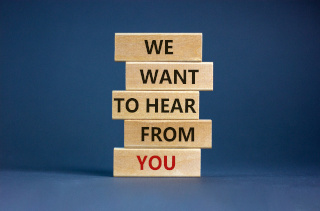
[112,91,199,119]
[126,62,213,91]
[124,120,212,148]
[113,148,201,177]
[115,33,202,62]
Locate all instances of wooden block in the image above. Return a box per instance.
[126,62,213,91]
[124,120,212,148]
[115,33,202,62]
[113,148,201,177]
[112,91,199,119]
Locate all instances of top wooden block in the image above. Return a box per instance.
[114,33,202,62]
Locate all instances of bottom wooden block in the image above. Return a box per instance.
[113,148,201,177]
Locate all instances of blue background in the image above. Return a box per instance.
[1,1,320,210]
[1,0,319,174]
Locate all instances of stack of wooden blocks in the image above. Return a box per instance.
[112,33,213,177]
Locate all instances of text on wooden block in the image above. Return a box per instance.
[126,62,213,91]
[112,91,199,119]
[113,148,201,177]
[124,120,212,148]
[115,33,202,62]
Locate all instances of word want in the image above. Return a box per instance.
[114,98,196,113]
[137,155,175,170]
[140,69,199,84]
[141,127,194,142]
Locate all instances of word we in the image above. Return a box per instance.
[145,40,173,54]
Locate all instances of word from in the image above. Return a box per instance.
[141,127,194,142]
